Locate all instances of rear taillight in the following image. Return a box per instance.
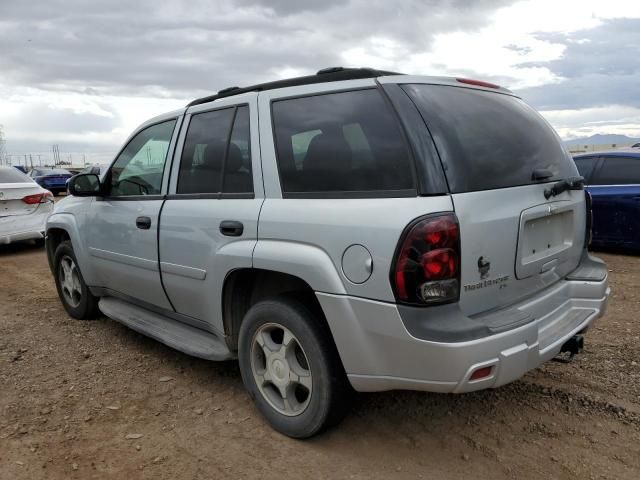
[391,213,461,306]
[585,190,593,247]
[22,191,54,205]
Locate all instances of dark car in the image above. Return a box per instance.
[573,150,640,250]
[29,168,73,195]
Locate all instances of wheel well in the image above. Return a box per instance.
[222,269,325,352]
[45,228,70,272]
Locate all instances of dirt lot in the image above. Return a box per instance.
[1,243,639,480]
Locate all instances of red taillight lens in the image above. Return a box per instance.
[22,191,53,205]
[469,366,493,381]
[392,213,461,305]
[422,248,458,279]
[456,78,500,89]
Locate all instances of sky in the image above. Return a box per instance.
[1,0,639,165]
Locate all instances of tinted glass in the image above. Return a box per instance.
[592,156,640,185]
[110,120,176,196]
[272,89,414,194]
[0,167,32,183]
[177,108,234,194]
[223,106,252,194]
[573,156,598,182]
[403,84,577,193]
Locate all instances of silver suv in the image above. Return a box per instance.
[47,67,610,438]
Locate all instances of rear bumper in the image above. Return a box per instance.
[0,205,51,244]
[317,253,609,393]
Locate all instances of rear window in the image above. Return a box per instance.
[271,89,415,196]
[0,167,32,183]
[402,84,577,193]
[34,169,70,176]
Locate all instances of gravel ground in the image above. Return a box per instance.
[1,243,639,479]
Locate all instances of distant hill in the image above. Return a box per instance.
[564,134,640,147]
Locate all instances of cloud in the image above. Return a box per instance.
[0,0,511,97]
[1,0,640,156]
[515,18,640,110]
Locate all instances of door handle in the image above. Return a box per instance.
[136,216,152,230]
[220,220,244,237]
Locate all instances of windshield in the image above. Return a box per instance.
[402,84,578,193]
[0,167,33,183]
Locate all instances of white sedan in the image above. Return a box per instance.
[0,166,54,245]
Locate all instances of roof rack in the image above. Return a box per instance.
[186,67,403,107]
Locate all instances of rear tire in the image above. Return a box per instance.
[53,240,100,319]
[238,296,352,438]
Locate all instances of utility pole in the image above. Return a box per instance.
[52,144,61,166]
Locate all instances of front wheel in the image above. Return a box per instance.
[53,240,100,319]
[238,297,352,438]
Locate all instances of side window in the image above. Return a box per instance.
[224,106,252,194]
[177,105,252,195]
[591,156,640,185]
[574,157,598,183]
[271,89,415,195]
[110,120,176,197]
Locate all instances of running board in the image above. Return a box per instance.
[99,297,233,361]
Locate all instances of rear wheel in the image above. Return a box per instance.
[238,297,351,438]
[53,240,100,319]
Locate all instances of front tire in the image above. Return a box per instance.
[238,296,352,438]
[53,240,100,319]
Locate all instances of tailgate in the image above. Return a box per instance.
[400,83,586,317]
[453,184,585,316]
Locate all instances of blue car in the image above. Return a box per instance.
[573,149,640,250]
[29,168,73,195]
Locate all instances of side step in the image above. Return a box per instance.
[99,297,234,361]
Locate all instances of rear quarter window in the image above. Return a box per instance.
[271,89,416,196]
[402,84,577,193]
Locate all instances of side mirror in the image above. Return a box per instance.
[68,173,101,197]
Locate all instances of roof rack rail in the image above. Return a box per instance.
[186,67,403,107]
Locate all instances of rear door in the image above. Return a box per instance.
[401,83,585,316]
[85,117,180,310]
[159,95,262,332]
[589,155,640,247]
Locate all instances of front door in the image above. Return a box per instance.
[86,118,180,310]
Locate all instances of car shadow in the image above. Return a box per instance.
[0,239,45,256]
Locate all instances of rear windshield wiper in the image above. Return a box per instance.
[544,176,585,199]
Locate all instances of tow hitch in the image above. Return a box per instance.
[554,335,584,363]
